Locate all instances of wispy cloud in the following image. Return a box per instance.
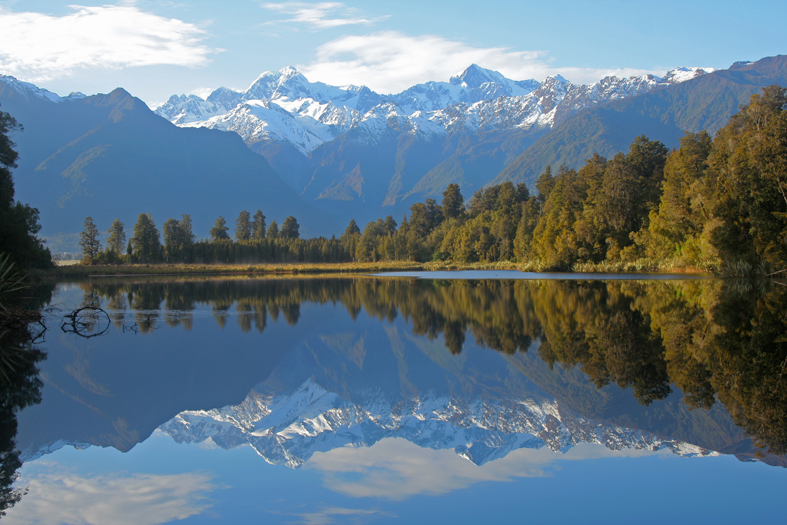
[262,2,384,29]
[279,506,394,525]
[299,31,665,93]
[0,5,218,82]
[5,469,216,525]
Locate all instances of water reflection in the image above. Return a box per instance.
[6,466,215,525]
[0,277,55,517]
[50,276,787,459]
[1,278,779,479]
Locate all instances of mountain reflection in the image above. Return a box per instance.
[21,275,787,470]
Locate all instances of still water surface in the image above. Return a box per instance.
[4,273,787,524]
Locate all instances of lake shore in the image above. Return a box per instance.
[40,259,714,278]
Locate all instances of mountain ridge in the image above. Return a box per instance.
[0,80,337,243]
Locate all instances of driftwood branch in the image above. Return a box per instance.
[60,306,111,338]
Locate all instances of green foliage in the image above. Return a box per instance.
[441,183,465,220]
[131,213,162,263]
[163,215,194,263]
[210,216,230,241]
[0,106,51,269]
[235,211,251,242]
[251,210,266,240]
[266,220,279,239]
[65,86,786,273]
[106,219,126,255]
[78,216,101,264]
[280,216,300,240]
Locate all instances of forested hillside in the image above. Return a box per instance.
[76,86,787,275]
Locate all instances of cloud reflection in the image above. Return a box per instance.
[4,466,215,525]
[306,438,669,500]
[283,506,394,525]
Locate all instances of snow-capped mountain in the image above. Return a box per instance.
[0,74,86,103]
[158,378,717,469]
[154,64,714,158]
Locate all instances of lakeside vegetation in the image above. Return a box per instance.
[70,87,787,277]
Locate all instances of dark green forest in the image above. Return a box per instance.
[76,87,787,275]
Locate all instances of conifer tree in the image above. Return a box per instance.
[267,220,279,239]
[280,216,300,239]
[210,216,230,241]
[235,210,251,241]
[535,165,555,209]
[180,214,195,249]
[79,216,101,264]
[442,183,464,220]
[163,217,191,262]
[131,213,162,262]
[106,219,126,254]
[251,210,266,240]
[344,219,360,237]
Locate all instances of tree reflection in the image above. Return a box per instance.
[78,275,787,456]
[0,282,51,516]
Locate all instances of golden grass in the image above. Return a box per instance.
[39,260,427,278]
[36,257,717,279]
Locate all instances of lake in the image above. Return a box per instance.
[3,272,787,524]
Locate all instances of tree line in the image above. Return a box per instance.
[79,86,787,272]
[79,210,337,264]
[340,86,787,273]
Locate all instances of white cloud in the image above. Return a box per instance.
[0,5,217,82]
[4,469,216,525]
[262,2,383,29]
[298,31,665,94]
[282,506,393,525]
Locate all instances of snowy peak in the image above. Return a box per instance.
[245,66,315,102]
[392,65,540,114]
[0,74,62,103]
[152,62,718,155]
[450,64,510,88]
[661,66,716,84]
[206,86,242,108]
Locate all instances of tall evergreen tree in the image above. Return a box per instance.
[180,214,195,249]
[131,213,162,262]
[210,216,230,241]
[535,165,555,208]
[442,183,465,220]
[344,219,360,237]
[280,216,300,239]
[79,216,101,264]
[162,217,190,262]
[267,220,279,239]
[251,210,266,240]
[235,210,251,241]
[106,219,126,254]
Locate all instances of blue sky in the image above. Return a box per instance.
[0,0,784,106]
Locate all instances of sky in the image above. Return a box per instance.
[0,0,784,107]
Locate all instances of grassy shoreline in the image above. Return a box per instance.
[38,259,714,279]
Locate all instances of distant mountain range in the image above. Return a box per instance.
[153,63,715,225]
[0,77,337,248]
[2,55,786,248]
